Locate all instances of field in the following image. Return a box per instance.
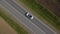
[0,7,29,34]
[18,0,60,30]
[0,17,18,34]
[37,0,60,17]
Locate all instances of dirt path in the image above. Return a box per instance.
[0,17,18,34]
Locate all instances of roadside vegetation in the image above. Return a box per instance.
[0,17,18,34]
[0,8,29,34]
[19,0,60,30]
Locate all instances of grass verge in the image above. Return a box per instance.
[18,0,60,30]
[0,8,29,34]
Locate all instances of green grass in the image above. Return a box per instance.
[0,9,29,34]
[19,0,60,30]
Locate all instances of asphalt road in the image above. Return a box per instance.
[0,0,57,34]
[0,0,45,34]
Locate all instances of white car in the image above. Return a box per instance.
[25,12,33,19]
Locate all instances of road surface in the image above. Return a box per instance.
[0,0,57,34]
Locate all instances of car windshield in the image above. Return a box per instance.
[28,15,32,17]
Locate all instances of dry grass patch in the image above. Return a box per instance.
[0,17,18,34]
